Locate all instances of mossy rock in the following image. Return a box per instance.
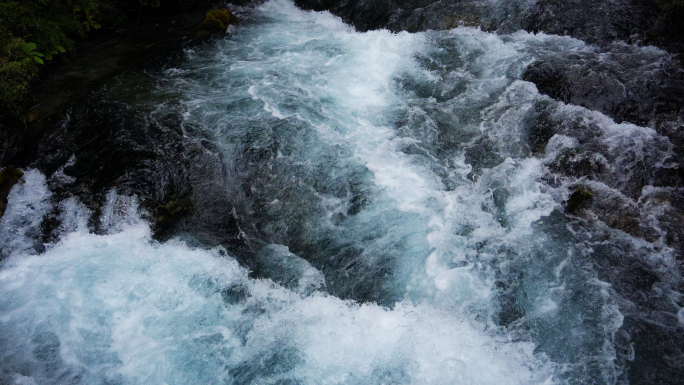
[566,185,593,214]
[0,166,24,219]
[201,9,238,32]
[154,198,192,238]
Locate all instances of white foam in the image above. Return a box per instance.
[4,0,677,383]
[0,218,555,384]
[0,169,51,257]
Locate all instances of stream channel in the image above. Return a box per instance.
[1,0,683,383]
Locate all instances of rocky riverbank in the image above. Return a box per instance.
[0,4,252,246]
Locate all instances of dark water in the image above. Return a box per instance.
[0,1,682,384]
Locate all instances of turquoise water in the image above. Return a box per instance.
[1,1,680,383]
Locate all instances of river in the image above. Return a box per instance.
[1,1,682,383]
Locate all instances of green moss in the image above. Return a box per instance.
[201,17,225,31]
[201,8,237,32]
[566,185,593,214]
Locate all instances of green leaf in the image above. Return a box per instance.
[32,56,44,64]
[45,54,53,60]
[57,46,66,53]
[22,42,37,54]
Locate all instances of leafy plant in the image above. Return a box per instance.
[656,0,684,12]
[0,0,214,122]
[0,0,104,119]
[652,0,684,46]
[21,42,44,64]
[0,35,37,120]
[138,0,161,6]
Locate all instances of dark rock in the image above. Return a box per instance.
[523,102,559,155]
[293,0,401,32]
[566,185,593,214]
[27,88,194,236]
[524,0,659,47]
[0,5,240,240]
[522,47,684,129]
[0,166,24,219]
[548,149,606,179]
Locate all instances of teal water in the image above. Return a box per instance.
[1,1,680,383]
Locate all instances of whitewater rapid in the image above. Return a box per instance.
[1,1,681,384]
[0,171,554,384]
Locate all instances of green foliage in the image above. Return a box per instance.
[138,0,161,6]
[0,35,37,117]
[0,0,212,122]
[22,42,44,64]
[0,0,102,119]
[651,0,684,49]
[657,0,684,12]
[654,0,684,43]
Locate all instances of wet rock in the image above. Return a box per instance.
[294,0,507,32]
[548,148,606,179]
[464,137,505,175]
[296,0,682,54]
[536,102,675,200]
[397,1,494,32]
[14,7,214,129]
[293,0,400,32]
[154,198,192,237]
[0,167,24,219]
[566,185,593,214]
[523,0,684,56]
[201,9,238,32]
[27,89,194,237]
[640,188,684,253]
[182,141,244,250]
[524,0,659,47]
[0,4,246,241]
[582,226,684,385]
[439,13,482,29]
[567,185,663,242]
[523,102,560,155]
[522,47,684,129]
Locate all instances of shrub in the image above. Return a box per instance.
[0,0,208,123]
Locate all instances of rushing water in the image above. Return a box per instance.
[1,1,682,384]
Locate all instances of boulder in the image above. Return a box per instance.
[201,9,238,32]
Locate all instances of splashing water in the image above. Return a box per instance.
[1,1,681,384]
[0,172,553,384]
